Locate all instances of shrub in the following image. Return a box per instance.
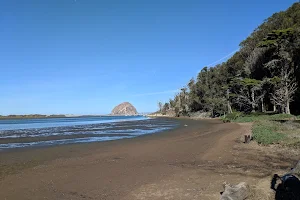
[252,121,286,145]
[222,112,242,122]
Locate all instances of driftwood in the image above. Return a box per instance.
[220,182,250,200]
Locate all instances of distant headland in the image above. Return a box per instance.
[0,114,67,120]
[0,102,140,119]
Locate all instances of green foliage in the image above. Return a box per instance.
[268,114,295,120]
[165,3,300,117]
[252,121,286,145]
[241,78,261,86]
[223,111,300,147]
[230,113,296,122]
[169,99,175,108]
[222,112,243,122]
[241,3,300,49]
[258,28,296,47]
[233,113,268,123]
[161,103,170,115]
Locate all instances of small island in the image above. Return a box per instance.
[111,102,138,116]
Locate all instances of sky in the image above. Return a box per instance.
[0,0,297,115]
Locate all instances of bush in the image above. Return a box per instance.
[222,112,242,122]
[252,121,286,145]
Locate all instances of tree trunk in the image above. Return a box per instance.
[285,84,290,114]
[251,89,255,112]
[261,97,265,112]
[227,89,233,114]
[286,100,290,114]
[228,102,233,114]
[273,101,277,112]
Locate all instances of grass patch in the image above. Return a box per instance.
[223,112,297,123]
[223,112,269,123]
[234,114,268,123]
[268,114,295,120]
[222,112,300,147]
[252,120,286,145]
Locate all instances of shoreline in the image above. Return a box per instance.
[0,114,147,120]
[0,118,220,179]
[0,117,204,153]
[0,117,240,200]
[0,117,177,150]
[1,117,297,199]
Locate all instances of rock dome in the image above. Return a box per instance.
[111,102,138,115]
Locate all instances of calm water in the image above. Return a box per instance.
[0,116,178,149]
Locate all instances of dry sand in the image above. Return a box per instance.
[0,118,298,200]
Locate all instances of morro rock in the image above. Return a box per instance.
[111,102,138,116]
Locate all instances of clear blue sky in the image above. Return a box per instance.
[0,0,297,115]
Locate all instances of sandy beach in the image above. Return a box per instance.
[0,118,298,200]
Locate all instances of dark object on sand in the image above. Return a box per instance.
[271,173,300,200]
[244,134,251,143]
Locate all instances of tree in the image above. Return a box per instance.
[165,3,300,116]
[178,87,189,115]
[187,78,202,112]
[157,102,163,113]
[169,99,175,109]
[161,103,170,115]
[231,78,264,112]
[259,28,299,114]
[223,85,233,114]
[271,80,297,114]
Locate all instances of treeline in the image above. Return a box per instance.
[159,3,300,117]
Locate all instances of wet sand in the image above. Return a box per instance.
[0,117,177,148]
[0,118,287,200]
[0,118,207,177]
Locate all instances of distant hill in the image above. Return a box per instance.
[0,114,66,120]
[111,102,138,116]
